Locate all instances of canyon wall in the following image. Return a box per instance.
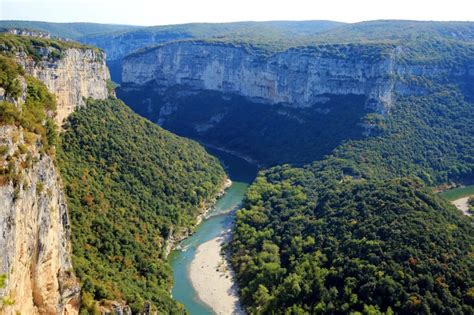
[0,44,109,314]
[122,41,402,114]
[119,40,473,165]
[0,125,79,314]
[122,41,473,114]
[16,48,110,124]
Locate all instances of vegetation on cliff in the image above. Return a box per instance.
[0,54,58,152]
[57,98,226,313]
[0,33,101,62]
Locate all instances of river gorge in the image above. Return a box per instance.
[170,147,257,314]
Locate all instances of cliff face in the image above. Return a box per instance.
[16,48,110,124]
[122,41,472,113]
[122,42,400,113]
[0,125,79,315]
[119,40,473,165]
[0,43,109,314]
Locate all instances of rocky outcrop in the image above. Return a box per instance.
[16,48,110,124]
[122,41,473,115]
[122,41,401,113]
[6,28,51,39]
[0,124,80,315]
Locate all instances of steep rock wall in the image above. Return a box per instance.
[122,41,473,113]
[119,40,473,165]
[16,48,110,124]
[0,125,79,314]
[122,41,400,114]
[0,45,109,314]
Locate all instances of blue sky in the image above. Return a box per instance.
[2,0,473,26]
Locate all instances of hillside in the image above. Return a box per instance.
[57,98,226,313]
[0,20,140,39]
[227,44,474,315]
[231,173,474,314]
[0,33,227,314]
[229,82,474,313]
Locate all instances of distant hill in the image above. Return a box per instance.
[313,20,474,43]
[0,20,141,39]
[80,20,346,59]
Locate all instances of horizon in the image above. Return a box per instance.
[2,0,474,26]
[1,18,474,29]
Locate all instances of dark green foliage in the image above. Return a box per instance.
[0,54,24,98]
[309,85,474,186]
[231,173,474,314]
[230,76,474,313]
[57,98,226,313]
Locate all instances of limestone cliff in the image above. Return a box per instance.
[0,39,109,314]
[119,40,473,165]
[122,41,472,114]
[16,47,110,124]
[0,125,79,315]
[122,41,400,113]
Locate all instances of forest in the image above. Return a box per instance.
[57,98,226,313]
[230,77,474,313]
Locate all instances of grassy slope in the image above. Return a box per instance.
[440,185,474,201]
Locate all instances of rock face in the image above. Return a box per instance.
[122,41,400,113]
[122,41,473,113]
[0,125,80,315]
[0,46,109,314]
[16,48,110,124]
[119,40,473,165]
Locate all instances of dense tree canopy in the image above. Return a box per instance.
[230,81,474,313]
[57,98,226,313]
[231,170,474,314]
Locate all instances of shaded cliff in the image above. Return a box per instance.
[119,38,473,165]
[122,41,400,112]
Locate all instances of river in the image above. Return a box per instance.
[169,146,258,314]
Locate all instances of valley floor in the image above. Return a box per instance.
[189,230,244,315]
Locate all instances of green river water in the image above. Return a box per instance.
[169,147,257,314]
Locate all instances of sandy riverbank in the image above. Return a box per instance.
[189,233,244,315]
[451,197,472,216]
[165,178,232,256]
